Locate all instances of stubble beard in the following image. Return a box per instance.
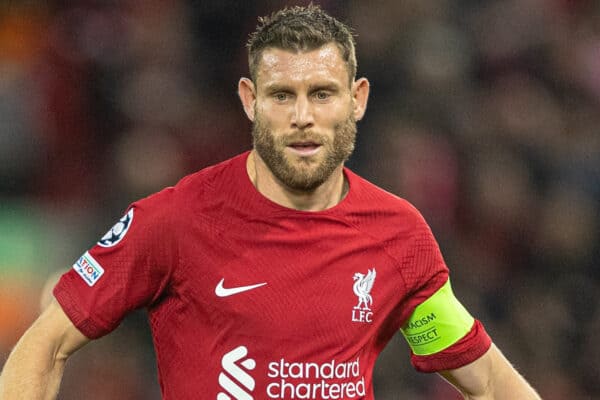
[252,111,357,192]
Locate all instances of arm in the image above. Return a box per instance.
[0,299,90,400]
[439,343,541,400]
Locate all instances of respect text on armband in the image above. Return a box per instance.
[404,313,440,347]
[400,279,475,355]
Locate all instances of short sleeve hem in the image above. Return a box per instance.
[53,276,113,340]
[410,319,492,373]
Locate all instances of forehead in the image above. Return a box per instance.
[255,43,349,87]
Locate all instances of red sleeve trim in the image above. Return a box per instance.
[410,319,492,372]
[53,276,112,340]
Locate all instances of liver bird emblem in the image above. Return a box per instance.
[353,269,376,310]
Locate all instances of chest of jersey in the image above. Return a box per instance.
[152,214,407,399]
[178,215,404,349]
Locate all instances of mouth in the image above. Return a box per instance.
[287,141,322,156]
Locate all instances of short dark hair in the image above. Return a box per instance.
[247,4,357,84]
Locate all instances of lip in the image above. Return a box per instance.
[287,142,322,157]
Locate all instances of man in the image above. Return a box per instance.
[0,5,540,399]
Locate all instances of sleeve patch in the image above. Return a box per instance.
[73,251,105,287]
[401,279,474,355]
[98,208,134,247]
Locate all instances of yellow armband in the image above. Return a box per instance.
[401,279,474,355]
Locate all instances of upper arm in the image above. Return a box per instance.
[31,299,90,361]
[438,344,540,400]
[52,202,176,340]
[438,344,497,397]
[0,297,90,399]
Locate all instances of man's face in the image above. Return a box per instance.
[251,44,357,192]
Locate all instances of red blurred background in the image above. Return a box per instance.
[1,1,599,399]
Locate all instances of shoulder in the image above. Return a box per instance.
[93,153,247,259]
[135,152,247,212]
[343,169,449,298]
[344,168,425,232]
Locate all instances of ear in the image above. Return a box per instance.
[351,78,370,121]
[238,77,256,121]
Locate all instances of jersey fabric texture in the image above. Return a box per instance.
[54,151,491,399]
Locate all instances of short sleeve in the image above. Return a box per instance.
[397,211,491,372]
[53,191,177,339]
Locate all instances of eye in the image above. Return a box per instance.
[273,93,288,102]
[314,91,331,101]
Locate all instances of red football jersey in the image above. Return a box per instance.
[54,151,491,399]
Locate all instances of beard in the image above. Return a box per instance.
[252,111,357,192]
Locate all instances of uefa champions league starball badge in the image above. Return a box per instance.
[97,208,134,247]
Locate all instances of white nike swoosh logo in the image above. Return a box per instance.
[215,278,267,297]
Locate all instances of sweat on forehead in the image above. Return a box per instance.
[253,44,353,87]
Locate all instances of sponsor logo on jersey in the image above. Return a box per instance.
[266,357,366,399]
[218,346,256,400]
[351,268,376,323]
[218,346,366,399]
[73,251,104,286]
[98,209,134,247]
[215,279,267,297]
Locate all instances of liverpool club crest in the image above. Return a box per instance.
[352,269,376,323]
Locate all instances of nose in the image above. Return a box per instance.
[291,95,314,130]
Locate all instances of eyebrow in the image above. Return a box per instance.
[263,81,342,94]
[263,83,293,94]
[308,82,341,92]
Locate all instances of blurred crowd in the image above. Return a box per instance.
[0,0,598,399]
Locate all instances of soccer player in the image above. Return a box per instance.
[0,5,541,400]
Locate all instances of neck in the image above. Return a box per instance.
[247,150,348,211]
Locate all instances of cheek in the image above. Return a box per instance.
[316,103,352,126]
[257,103,291,128]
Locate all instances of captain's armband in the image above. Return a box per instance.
[400,279,474,355]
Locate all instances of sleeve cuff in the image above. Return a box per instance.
[53,276,111,340]
[410,319,492,372]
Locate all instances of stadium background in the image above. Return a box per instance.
[1,0,599,398]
